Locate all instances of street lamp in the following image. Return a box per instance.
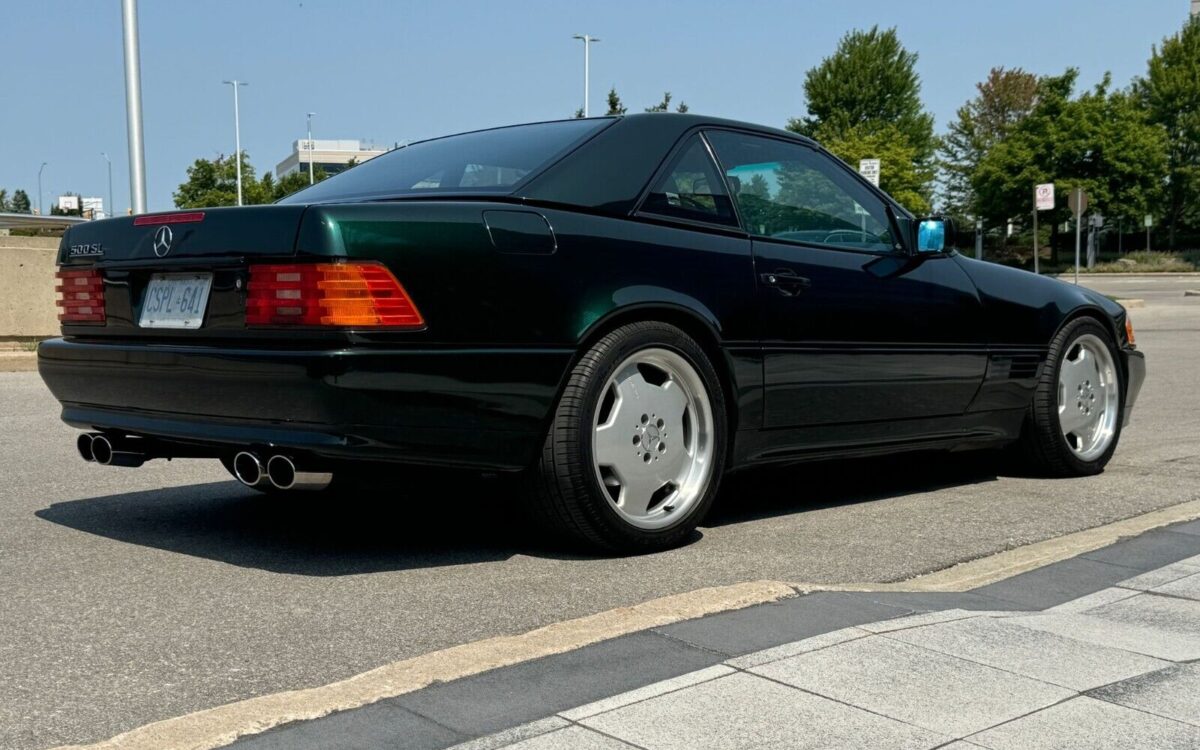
[572,34,600,117]
[37,159,48,213]
[222,80,249,206]
[101,152,114,219]
[306,112,316,185]
[121,0,147,214]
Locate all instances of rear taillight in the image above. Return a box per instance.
[245,262,424,328]
[55,269,106,324]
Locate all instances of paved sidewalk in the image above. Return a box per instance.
[225,520,1200,750]
[448,556,1200,749]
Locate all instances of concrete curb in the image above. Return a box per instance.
[0,351,37,372]
[48,499,1200,750]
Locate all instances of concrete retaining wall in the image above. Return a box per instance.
[0,237,60,338]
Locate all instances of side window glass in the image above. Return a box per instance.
[706,131,896,252]
[641,135,738,226]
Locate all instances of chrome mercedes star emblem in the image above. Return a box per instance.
[152,225,173,257]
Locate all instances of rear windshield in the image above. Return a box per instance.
[279,119,610,204]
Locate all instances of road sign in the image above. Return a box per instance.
[1144,214,1153,228]
[1035,183,1055,211]
[859,158,880,187]
[1089,213,1104,228]
[1068,189,1088,215]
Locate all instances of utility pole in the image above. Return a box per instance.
[306,112,316,185]
[222,80,249,206]
[121,0,147,214]
[101,152,114,219]
[37,159,46,213]
[572,34,600,117]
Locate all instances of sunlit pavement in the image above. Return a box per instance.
[227,523,1200,750]
[1,276,1198,749]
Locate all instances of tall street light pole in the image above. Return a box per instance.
[37,160,47,213]
[101,152,114,218]
[306,112,316,185]
[572,34,600,117]
[222,80,249,206]
[121,0,147,214]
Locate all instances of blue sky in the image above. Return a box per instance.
[0,0,1190,213]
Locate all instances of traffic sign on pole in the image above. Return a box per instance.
[858,159,881,187]
[1035,183,1054,211]
[1070,188,1088,285]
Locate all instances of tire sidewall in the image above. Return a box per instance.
[575,324,728,547]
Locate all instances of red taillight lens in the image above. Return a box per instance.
[55,269,106,324]
[245,262,424,328]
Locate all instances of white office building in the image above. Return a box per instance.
[275,139,387,179]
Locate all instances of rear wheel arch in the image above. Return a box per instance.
[571,304,738,434]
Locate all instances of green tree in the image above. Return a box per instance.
[816,122,934,213]
[606,87,627,115]
[790,26,935,158]
[173,152,275,208]
[573,107,585,119]
[973,70,1167,261]
[10,189,31,214]
[742,173,771,199]
[645,91,688,113]
[1135,16,1200,247]
[789,26,936,212]
[0,189,9,212]
[273,166,327,200]
[940,67,1038,215]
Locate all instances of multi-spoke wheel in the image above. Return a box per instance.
[528,322,727,552]
[1056,334,1119,461]
[1020,318,1124,476]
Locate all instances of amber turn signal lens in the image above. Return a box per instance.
[1125,317,1136,346]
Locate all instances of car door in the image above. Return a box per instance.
[705,130,987,431]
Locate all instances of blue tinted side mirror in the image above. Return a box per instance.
[917,219,946,253]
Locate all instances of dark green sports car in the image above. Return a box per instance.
[39,114,1144,552]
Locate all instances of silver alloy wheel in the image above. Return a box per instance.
[1057,333,1119,461]
[591,347,715,530]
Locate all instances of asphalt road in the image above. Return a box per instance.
[2,276,1198,750]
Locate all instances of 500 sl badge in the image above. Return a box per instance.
[68,243,103,258]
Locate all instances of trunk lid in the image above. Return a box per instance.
[58,205,320,342]
[60,205,308,266]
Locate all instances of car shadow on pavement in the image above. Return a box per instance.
[35,474,542,575]
[706,450,1002,527]
[35,451,1003,576]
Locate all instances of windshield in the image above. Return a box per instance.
[279,119,611,204]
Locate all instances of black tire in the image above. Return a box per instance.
[1018,317,1124,477]
[527,322,728,553]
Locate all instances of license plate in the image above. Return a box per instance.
[139,273,213,329]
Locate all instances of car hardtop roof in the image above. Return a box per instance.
[611,112,819,147]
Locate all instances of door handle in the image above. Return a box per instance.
[760,269,811,296]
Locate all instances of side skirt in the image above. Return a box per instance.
[730,408,1026,470]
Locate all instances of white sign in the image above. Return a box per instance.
[858,158,881,187]
[1035,183,1055,211]
[56,195,80,212]
[1144,214,1153,228]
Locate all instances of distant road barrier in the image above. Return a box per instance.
[0,237,60,338]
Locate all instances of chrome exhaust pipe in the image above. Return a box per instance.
[90,435,146,468]
[266,455,333,491]
[77,433,96,462]
[232,451,270,488]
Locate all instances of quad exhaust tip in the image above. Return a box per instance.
[77,434,96,462]
[233,451,269,488]
[88,434,146,468]
[266,455,333,492]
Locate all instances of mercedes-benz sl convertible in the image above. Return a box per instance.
[39,114,1145,552]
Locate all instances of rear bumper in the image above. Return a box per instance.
[1122,346,1146,426]
[38,338,573,471]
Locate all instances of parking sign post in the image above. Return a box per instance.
[1068,188,1088,285]
[1033,183,1054,275]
